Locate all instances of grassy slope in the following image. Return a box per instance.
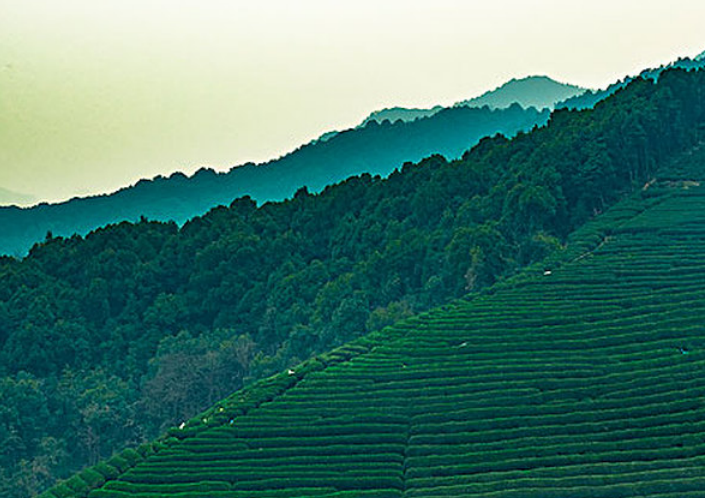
[42,150,705,497]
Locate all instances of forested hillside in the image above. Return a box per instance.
[2,67,705,496]
[0,104,546,257]
[43,167,705,497]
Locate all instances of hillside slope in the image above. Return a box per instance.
[0,105,546,257]
[44,156,705,497]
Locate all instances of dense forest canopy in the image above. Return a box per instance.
[2,67,705,496]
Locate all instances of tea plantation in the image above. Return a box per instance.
[44,176,705,496]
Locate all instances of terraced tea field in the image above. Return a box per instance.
[46,181,705,497]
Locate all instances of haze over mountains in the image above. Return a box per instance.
[0,187,35,206]
[9,54,705,259]
[455,75,585,110]
[0,93,550,256]
[361,105,445,127]
[362,75,586,125]
[0,74,592,257]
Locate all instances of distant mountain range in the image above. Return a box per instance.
[0,104,548,256]
[362,75,587,125]
[0,187,35,206]
[4,54,701,257]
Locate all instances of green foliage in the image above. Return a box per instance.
[77,469,104,488]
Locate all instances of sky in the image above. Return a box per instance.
[1,0,704,206]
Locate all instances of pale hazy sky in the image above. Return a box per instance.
[1,0,704,205]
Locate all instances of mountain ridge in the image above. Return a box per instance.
[0,104,547,256]
[361,105,445,126]
[456,75,586,110]
[361,75,587,126]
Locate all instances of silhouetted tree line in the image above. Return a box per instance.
[1,67,704,496]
